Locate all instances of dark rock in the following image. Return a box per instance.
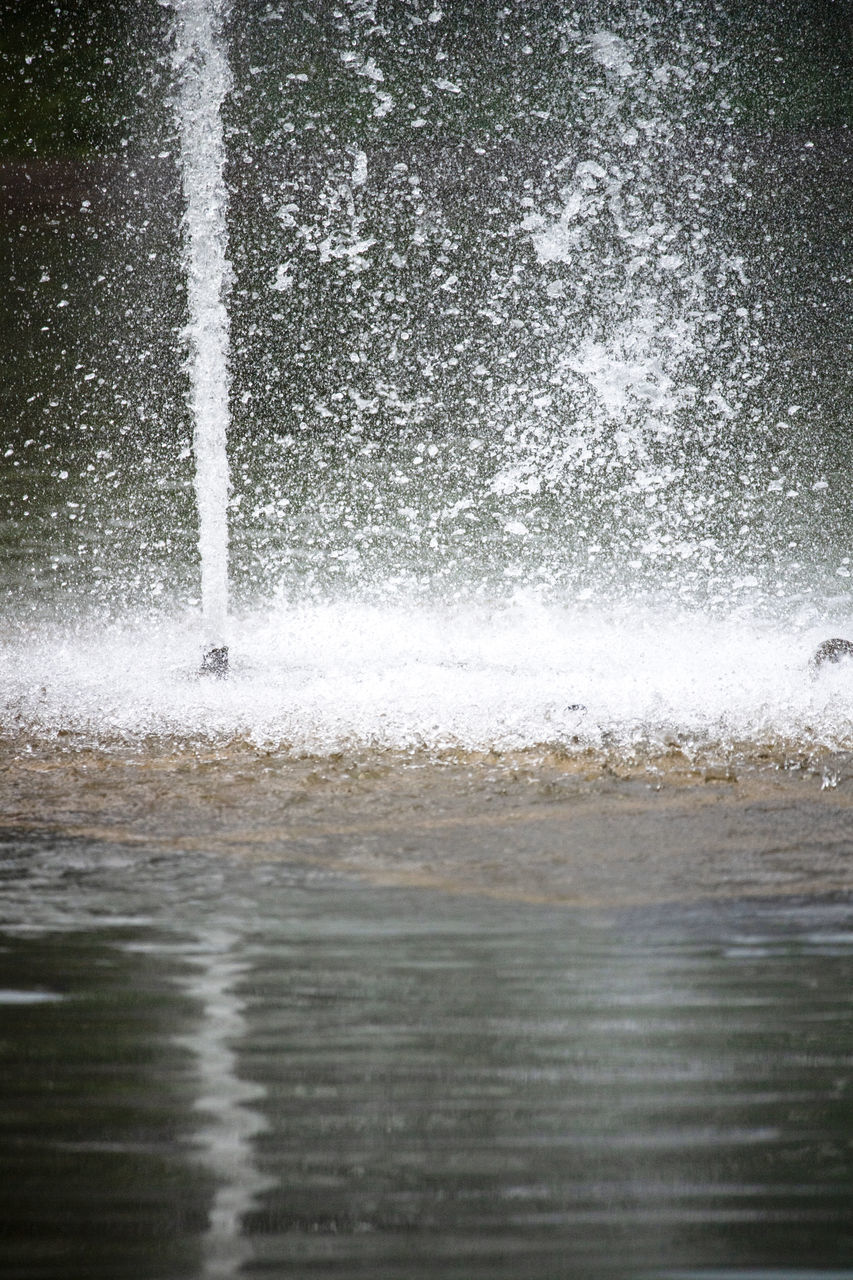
[809,637,853,673]
[200,646,229,679]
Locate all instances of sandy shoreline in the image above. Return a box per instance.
[2,739,852,907]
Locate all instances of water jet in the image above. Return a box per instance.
[172,0,232,672]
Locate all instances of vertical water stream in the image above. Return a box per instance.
[172,0,231,649]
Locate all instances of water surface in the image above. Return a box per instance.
[3,829,853,1279]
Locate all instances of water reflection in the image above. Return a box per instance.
[176,932,271,1278]
[1,832,853,1278]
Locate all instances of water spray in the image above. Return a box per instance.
[173,0,232,678]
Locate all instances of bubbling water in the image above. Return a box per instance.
[2,598,853,756]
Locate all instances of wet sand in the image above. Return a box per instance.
[2,738,853,907]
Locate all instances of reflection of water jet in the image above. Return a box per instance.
[179,932,271,1280]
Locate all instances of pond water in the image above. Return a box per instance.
[2,5,853,1275]
[2,829,853,1280]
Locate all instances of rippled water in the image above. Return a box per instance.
[3,830,853,1279]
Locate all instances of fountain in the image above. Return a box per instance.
[0,0,850,754]
[172,0,232,676]
[3,13,853,1279]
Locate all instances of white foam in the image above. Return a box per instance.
[2,598,852,755]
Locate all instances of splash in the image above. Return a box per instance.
[172,0,232,647]
[486,18,766,595]
[214,3,842,613]
[2,597,853,756]
[0,0,849,761]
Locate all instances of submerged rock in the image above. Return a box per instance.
[200,645,229,678]
[809,637,853,674]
